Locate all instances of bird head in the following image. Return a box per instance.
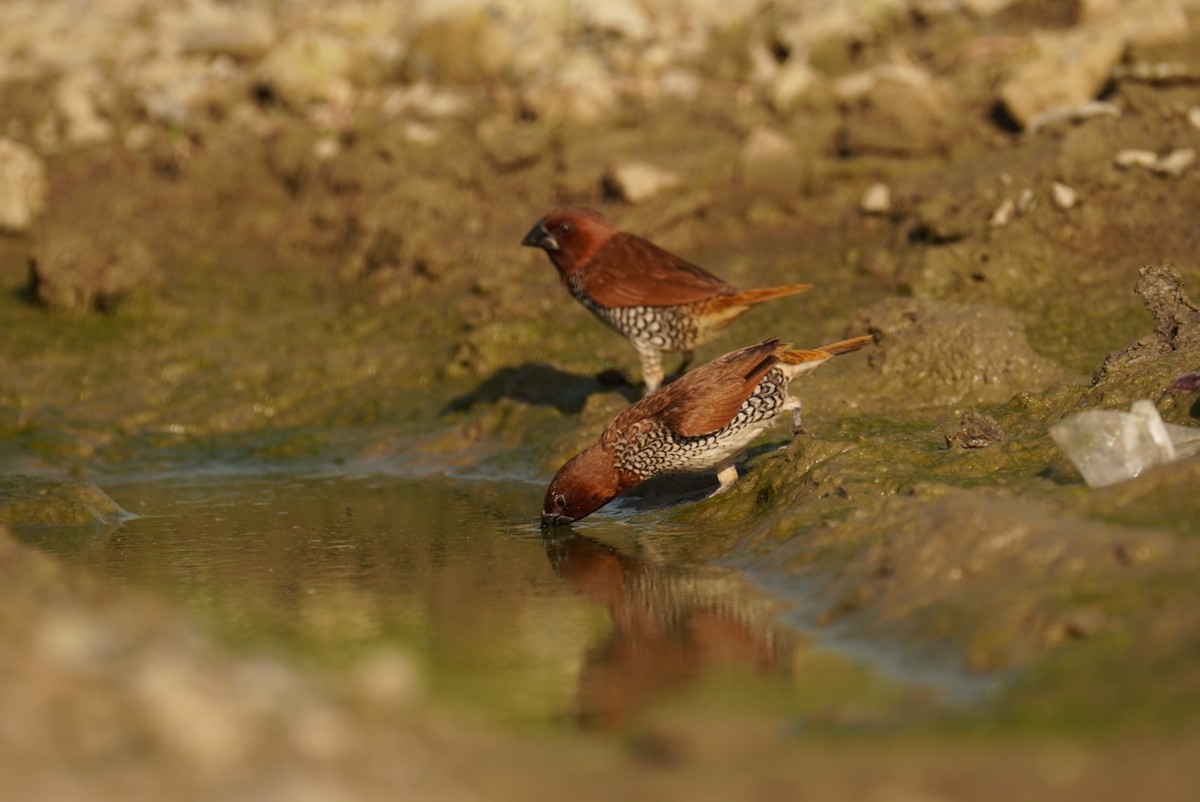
[541,443,625,527]
[520,206,618,277]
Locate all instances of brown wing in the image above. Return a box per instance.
[578,232,734,308]
[605,339,782,442]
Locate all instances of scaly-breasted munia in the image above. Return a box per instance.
[521,206,812,394]
[541,334,872,525]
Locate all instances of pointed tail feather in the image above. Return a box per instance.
[725,283,813,307]
[776,334,873,376]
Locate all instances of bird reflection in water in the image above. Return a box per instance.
[544,532,796,731]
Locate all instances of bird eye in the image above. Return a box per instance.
[556,221,573,236]
[553,493,566,510]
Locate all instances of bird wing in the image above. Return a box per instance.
[578,233,734,308]
[608,339,782,440]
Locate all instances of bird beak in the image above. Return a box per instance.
[540,511,574,528]
[521,220,558,251]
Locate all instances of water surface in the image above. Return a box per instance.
[17,470,945,733]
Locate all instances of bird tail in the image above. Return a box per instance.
[776,334,873,378]
[724,283,813,307]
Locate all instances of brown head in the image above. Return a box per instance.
[520,206,620,279]
[541,443,629,526]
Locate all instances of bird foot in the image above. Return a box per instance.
[709,463,739,496]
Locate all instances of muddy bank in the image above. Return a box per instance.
[3,0,1200,798]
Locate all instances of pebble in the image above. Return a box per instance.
[860,182,892,215]
[1052,181,1078,209]
[0,138,48,233]
[604,161,682,204]
[1189,107,1200,130]
[1114,148,1160,169]
[1114,147,1196,177]
[1154,148,1196,178]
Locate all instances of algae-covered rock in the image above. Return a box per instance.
[0,476,129,526]
[796,489,1192,671]
[850,297,1066,410]
[28,229,161,314]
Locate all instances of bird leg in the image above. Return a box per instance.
[783,394,810,436]
[711,461,739,495]
[675,349,694,376]
[635,341,665,396]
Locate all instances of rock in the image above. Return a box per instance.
[1051,181,1078,209]
[29,230,162,313]
[850,297,1065,408]
[860,182,892,215]
[836,64,959,157]
[256,31,354,109]
[168,1,277,60]
[1114,148,1161,169]
[1093,264,1200,384]
[1114,147,1197,177]
[1153,148,1196,178]
[578,1,652,41]
[603,161,682,204]
[0,138,48,233]
[999,28,1125,130]
[379,82,470,120]
[735,126,804,198]
[0,476,129,526]
[946,411,1006,449]
[765,60,820,114]
[55,68,115,145]
[522,52,619,123]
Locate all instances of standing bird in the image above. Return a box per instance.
[521,206,813,395]
[541,334,873,526]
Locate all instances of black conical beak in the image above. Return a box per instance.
[521,220,558,251]
[540,511,574,528]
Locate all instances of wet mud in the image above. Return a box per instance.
[3,0,1200,799]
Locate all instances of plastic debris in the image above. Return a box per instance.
[1050,400,1200,488]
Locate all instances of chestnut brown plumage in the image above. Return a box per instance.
[541,334,873,525]
[521,206,812,394]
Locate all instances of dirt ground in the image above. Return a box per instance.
[3,0,1200,799]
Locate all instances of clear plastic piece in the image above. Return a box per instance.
[1049,400,1200,488]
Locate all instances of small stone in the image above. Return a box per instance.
[990,198,1015,227]
[766,60,819,114]
[1051,181,1078,209]
[1114,149,1160,169]
[1189,107,1200,130]
[946,411,1006,449]
[860,183,892,215]
[1152,148,1195,178]
[604,161,682,204]
[0,138,48,233]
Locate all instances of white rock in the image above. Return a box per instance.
[167,2,276,60]
[1114,149,1161,169]
[605,161,682,204]
[380,82,469,119]
[522,53,619,123]
[860,183,892,215]
[990,198,1016,227]
[1052,181,1078,209]
[578,0,652,41]
[55,69,115,145]
[0,138,48,233]
[1153,148,1196,178]
[1000,28,1126,129]
[658,68,702,102]
[766,60,819,114]
[257,32,354,108]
